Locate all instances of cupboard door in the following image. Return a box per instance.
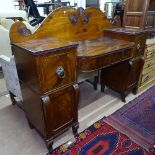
[123,0,149,30]
[42,84,79,138]
[128,58,144,88]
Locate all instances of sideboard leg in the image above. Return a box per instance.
[27,120,34,129]
[72,122,79,137]
[101,83,105,92]
[120,92,126,103]
[94,76,98,90]
[132,87,138,95]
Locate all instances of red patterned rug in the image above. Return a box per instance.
[48,119,153,155]
[105,85,155,153]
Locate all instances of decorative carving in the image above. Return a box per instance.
[69,14,78,24]
[17,26,31,36]
[69,7,91,25]
[83,13,91,23]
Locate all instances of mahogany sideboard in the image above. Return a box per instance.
[10,7,136,151]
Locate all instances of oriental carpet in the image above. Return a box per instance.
[48,121,152,155]
[105,85,155,153]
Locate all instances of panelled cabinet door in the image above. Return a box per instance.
[123,0,148,29]
[42,84,79,138]
[124,0,155,30]
[128,58,144,88]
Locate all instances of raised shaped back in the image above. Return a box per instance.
[10,7,114,43]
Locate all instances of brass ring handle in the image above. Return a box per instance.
[56,66,65,79]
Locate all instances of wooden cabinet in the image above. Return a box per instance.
[123,0,155,30]
[11,38,79,151]
[137,39,155,92]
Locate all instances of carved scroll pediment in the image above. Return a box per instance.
[69,7,91,25]
[17,26,31,36]
[69,14,78,24]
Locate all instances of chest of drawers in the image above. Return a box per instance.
[11,38,79,151]
[137,40,155,92]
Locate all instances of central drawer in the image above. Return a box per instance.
[37,49,77,93]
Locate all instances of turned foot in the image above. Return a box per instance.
[27,120,34,129]
[46,139,54,153]
[72,122,79,136]
[132,87,137,95]
[94,76,98,90]
[120,93,126,103]
[101,83,105,92]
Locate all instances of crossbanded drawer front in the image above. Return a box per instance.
[38,50,77,93]
[141,71,155,85]
[143,57,155,69]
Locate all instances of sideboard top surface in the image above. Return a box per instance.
[12,37,78,55]
[12,36,135,58]
[77,37,135,57]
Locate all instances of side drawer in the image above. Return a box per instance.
[37,49,77,93]
[42,84,79,139]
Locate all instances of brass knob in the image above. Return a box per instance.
[56,66,65,79]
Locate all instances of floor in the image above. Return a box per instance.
[0,71,150,155]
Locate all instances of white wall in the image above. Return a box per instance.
[77,0,86,8]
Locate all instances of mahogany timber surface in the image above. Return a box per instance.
[12,38,78,55]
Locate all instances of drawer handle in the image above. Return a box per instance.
[56,66,65,79]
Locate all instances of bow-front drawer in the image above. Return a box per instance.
[37,49,77,93]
